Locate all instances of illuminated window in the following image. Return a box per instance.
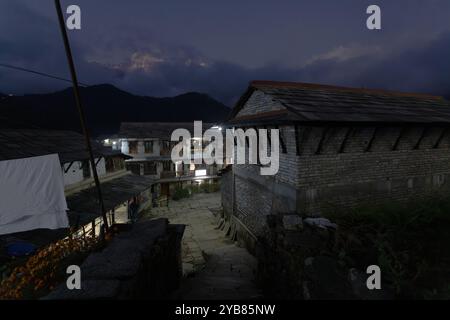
[195,169,207,177]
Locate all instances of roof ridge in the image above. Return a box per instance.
[250,80,445,100]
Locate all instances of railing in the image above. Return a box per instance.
[160,171,176,179]
[158,169,220,180]
[160,148,171,156]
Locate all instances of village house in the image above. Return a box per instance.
[105,122,226,199]
[0,127,185,299]
[0,128,155,239]
[222,80,450,251]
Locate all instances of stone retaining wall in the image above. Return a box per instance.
[43,218,184,299]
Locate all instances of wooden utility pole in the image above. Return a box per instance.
[54,0,109,232]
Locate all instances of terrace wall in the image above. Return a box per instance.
[43,219,184,299]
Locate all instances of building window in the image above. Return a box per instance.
[81,160,91,179]
[195,169,207,177]
[128,141,138,154]
[161,140,171,155]
[105,157,114,173]
[112,140,119,150]
[162,140,170,149]
[144,141,154,153]
[144,162,157,175]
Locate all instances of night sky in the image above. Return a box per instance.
[1,0,450,105]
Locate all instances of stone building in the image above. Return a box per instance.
[222,80,450,251]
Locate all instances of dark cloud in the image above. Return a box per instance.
[301,32,450,97]
[1,1,450,105]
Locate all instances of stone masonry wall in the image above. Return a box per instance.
[227,89,450,241]
[295,125,450,214]
[43,219,184,299]
[231,162,298,240]
[220,168,233,221]
[231,124,450,239]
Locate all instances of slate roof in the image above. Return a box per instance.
[228,81,450,125]
[66,174,155,225]
[119,122,217,139]
[0,129,124,163]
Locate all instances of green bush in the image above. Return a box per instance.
[172,187,190,201]
[187,185,200,194]
[324,193,450,299]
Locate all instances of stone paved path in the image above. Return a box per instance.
[143,192,261,300]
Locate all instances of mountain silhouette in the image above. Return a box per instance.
[0,84,231,136]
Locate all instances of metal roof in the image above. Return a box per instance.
[119,122,217,139]
[0,129,124,163]
[228,80,450,125]
[125,155,172,162]
[66,174,155,220]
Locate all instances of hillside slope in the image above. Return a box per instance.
[0,84,231,135]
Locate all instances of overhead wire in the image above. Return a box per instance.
[0,62,89,87]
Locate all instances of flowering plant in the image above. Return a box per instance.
[0,236,100,300]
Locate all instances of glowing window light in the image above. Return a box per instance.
[195,169,207,176]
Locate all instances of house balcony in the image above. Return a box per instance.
[160,148,171,156]
[160,171,176,179]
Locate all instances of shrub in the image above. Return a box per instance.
[172,187,190,201]
[324,193,450,299]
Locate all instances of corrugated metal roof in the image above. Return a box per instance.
[66,174,155,220]
[228,80,450,125]
[0,129,124,163]
[119,122,217,139]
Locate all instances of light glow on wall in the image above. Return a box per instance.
[195,169,207,177]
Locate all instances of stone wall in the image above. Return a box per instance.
[294,125,450,213]
[227,88,450,298]
[256,214,391,299]
[226,123,450,240]
[43,218,184,299]
[226,89,450,243]
[220,168,233,221]
[221,163,298,251]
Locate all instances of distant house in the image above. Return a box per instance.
[222,80,450,251]
[105,122,227,199]
[0,128,154,238]
[0,129,127,194]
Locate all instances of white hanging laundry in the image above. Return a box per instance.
[0,154,68,235]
